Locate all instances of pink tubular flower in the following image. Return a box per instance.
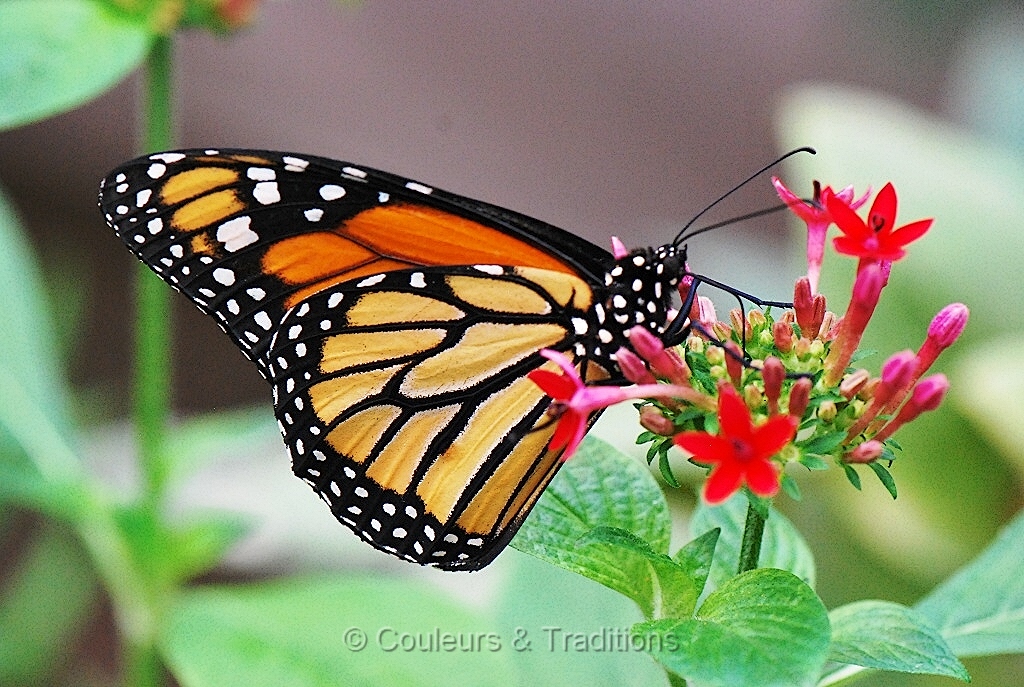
[874,374,950,443]
[878,303,969,418]
[675,384,799,504]
[773,178,868,293]
[845,350,917,439]
[528,349,698,460]
[822,262,885,386]
[627,326,691,385]
[826,182,933,264]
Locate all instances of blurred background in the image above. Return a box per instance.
[2,1,1023,685]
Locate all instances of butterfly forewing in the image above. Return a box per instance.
[99,149,610,377]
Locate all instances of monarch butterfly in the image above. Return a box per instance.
[99,149,692,571]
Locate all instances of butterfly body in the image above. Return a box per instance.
[100,149,683,570]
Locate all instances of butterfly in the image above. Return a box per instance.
[99,149,687,571]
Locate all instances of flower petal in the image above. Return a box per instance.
[749,415,798,457]
[548,410,579,452]
[744,457,781,498]
[527,369,577,400]
[826,192,871,240]
[887,218,933,247]
[704,461,744,504]
[869,182,897,234]
[716,386,755,441]
[674,432,735,465]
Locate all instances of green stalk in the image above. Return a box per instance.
[120,33,176,687]
[737,498,767,574]
[135,34,174,509]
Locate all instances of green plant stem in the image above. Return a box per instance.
[120,33,175,687]
[737,499,767,574]
[135,34,173,509]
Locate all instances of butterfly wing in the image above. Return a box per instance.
[271,264,610,570]
[99,149,618,569]
[99,149,611,377]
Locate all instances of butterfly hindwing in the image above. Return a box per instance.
[268,264,609,570]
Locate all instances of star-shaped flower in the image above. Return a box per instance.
[674,385,798,504]
[826,182,932,262]
[528,349,695,460]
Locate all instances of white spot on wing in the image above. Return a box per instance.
[410,272,426,288]
[473,265,504,276]
[247,167,276,181]
[217,216,259,251]
[357,274,386,287]
[304,208,324,222]
[146,163,167,178]
[213,268,236,285]
[342,166,367,178]
[405,181,433,194]
[151,152,185,163]
[319,184,345,201]
[253,181,280,205]
[136,189,152,206]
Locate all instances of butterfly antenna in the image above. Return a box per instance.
[672,146,815,246]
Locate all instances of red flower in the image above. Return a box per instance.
[528,349,695,460]
[674,385,798,504]
[826,182,932,262]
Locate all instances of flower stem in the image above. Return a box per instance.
[135,34,174,510]
[737,498,767,574]
[118,33,176,687]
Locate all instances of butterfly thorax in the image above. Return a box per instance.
[588,244,682,367]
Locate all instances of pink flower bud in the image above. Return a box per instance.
[845,440,883,464]
[724,341,744,388]
[838,369,871,399]
[874,374,950,442]
[615,347,657,385]
[787,377,812,419]
[763,356,785,415]
[928,303,969,348]
[773,321,794,353]
[847,350,915,439]
[639,406,676,436]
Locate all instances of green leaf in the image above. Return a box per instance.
[636,568,830,687]
[495,549,669,687]
[0,0,152,130]
[512,435,672,565]
[0,523,97,685]
[691,494,815,592]
[797,431,847,455]
[867,461,897,499]
[0,184,86,510]
[160,576,514,687]
[827,600,968,681]
[915,508,1024,657]
[573,526,705,620]
[673,528,720,601]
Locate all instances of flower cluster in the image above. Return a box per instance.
[529,178,967,506]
